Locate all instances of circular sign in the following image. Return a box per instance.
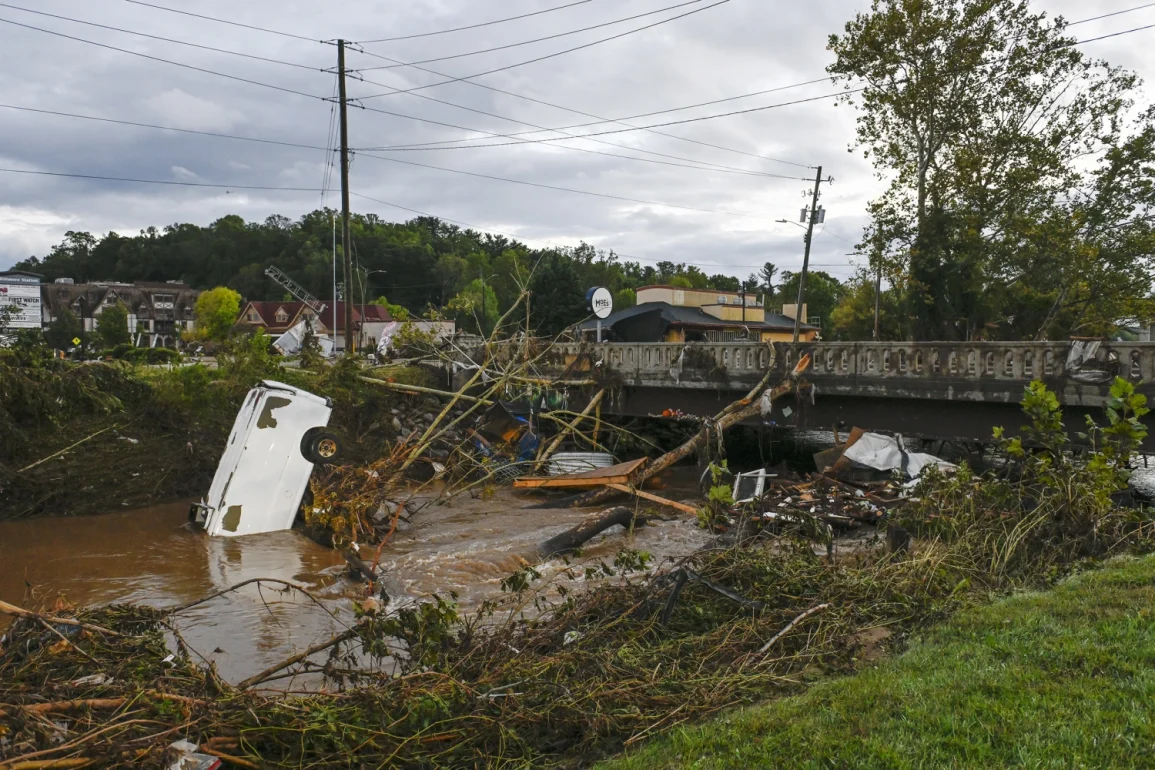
[586,287,614,320]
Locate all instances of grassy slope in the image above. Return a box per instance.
[601,556,1155,769]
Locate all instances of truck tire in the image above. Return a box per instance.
[301,429,341,465]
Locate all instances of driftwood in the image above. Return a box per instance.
[536,389,606,466]
[537,507,644,558]
[604,484,699,515]
[0,600,121,637]
[558,354,811,510]
[758,602,831,653]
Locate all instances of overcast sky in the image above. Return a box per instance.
[1,0,1153,283]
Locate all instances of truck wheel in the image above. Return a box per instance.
[302,429,341,465]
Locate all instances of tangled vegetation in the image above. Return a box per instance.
[2,381,1150,767]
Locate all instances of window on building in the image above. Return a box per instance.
[275,308,289,323]
[247,311,260,323]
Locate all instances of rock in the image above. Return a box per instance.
[424,412,436,423]
[390,408,401,416]
[391,416,403,433]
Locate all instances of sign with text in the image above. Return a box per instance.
[0,283,41,329]
[586,286,614,320]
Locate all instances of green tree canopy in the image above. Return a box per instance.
[45,308,83,350]
[830,0,1155,340]
[97,301,130,347]
[447,279,499,336]
[194,286,242,342]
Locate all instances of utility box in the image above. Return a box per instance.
[191,380,339,537]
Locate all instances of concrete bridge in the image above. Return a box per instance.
[541,341,1155,449]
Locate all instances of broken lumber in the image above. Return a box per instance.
[561,353,810,510]
[604,484,699,516]
[513,458,647,490]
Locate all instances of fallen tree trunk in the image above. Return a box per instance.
[537,506,644,558]
[557,354,810,510]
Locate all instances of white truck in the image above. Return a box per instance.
[190,380,341,537]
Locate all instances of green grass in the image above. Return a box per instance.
[600,555,1155,769]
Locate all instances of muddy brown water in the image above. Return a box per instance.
[0,488,710,687]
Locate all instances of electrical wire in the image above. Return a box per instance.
[351,66,808,174]
[355,101,802,178]
[122,0,324,43]
[356,0,710,71]
[355,0,731,100]
[362,88,863,151]
[0,16,323,100]
[0,2,326,71]
[350,40,812,169]
[352,151,773,216]
[0,103,330,151]
[1066,2,1155,27]
[357,0,595,44]
[375,75,839,151]
[0,166,322,191]
[320,75,339,208]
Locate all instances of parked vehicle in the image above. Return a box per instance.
[190,381,340,537]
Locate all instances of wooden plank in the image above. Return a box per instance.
[514,474,633,490]
[605,483,700,515]
[512,458,648,490]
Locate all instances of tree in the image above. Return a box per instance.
[194,286,242,342]
[45,308,84,350]
[530,254,586,337]
[613,288,637,310]
[447,279,499,336]
[97,301,130,347]
[374,295,410,321]
[830,271,903,340]
[776,271,845,329]
[829,0,1152,340]
[759,262,778,296]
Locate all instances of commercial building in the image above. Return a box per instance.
[235,300,392,351]
[40,279,202,348]
[579,284,819,343]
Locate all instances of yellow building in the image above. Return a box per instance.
[580,285,819,343]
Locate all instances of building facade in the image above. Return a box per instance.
[40,280,202,348]
[236,300,392,351]
[582,284,819,343]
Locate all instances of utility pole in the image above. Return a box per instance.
[479,270,487,336]
[337,39,354,354]
[792,165,823,343]
[873,258,882,341]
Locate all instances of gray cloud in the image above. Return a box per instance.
[1,0,1152,282]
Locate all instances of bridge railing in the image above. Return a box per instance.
[546,340,1155,385]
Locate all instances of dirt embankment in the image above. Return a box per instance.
[0,351,430,520]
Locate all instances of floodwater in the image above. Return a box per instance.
[0,488,710,687]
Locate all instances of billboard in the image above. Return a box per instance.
[0,283,42,329]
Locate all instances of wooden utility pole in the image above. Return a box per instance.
[338,39,354,354]
[793,165,823,343]
[873,257,882,340]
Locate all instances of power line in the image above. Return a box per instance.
[355,100,802,179]
[122,0,324,43]
[0,103,330,151]
[1067,2,1155,27]
[0,2,326,71]
[353,151,774,216]
[0,16,323,100]
[351,63,810,174]
[362,88,863,151]
[377,76,838,152]
[357,0,595,44]
[1062,20,1155,46]
[356,0,731,101]
[0,166,321,192]
[350,38,812,169]
[360,21,1155,154]
[356,0,710,71]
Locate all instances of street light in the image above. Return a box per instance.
[359,269,388,350]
